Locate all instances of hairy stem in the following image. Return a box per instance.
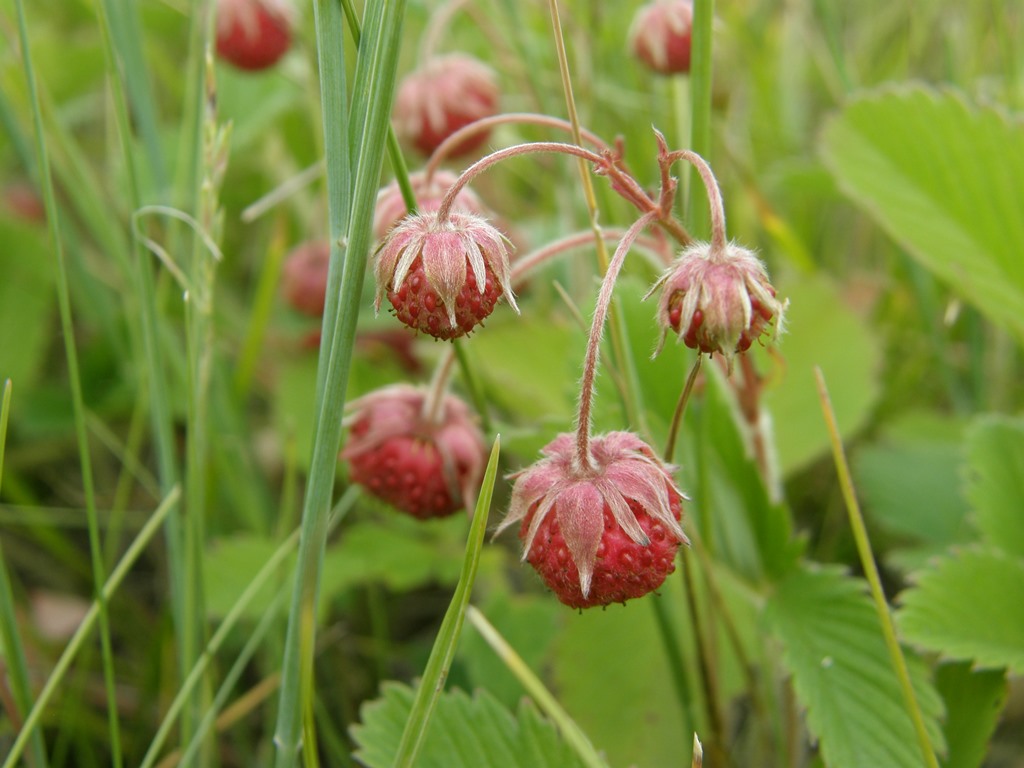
[573,211,659,472]
[664,149,727,255]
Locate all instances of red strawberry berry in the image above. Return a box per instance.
[374,210,517,340]
[216,0,293,72]
[647,240,786,361]
[341,385,485,519]
[393,54,499,157]
[629,1,694,75]
[498,432,689,609]
[281,239,330,316]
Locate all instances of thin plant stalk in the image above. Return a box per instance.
[688,0,714,239]
[273,3,407,765]
[664,355,703,461]
[13,3,123,762]
[649,596,697,746]
[547,0,647,434]
[466,605,609,768]
[0,381,49,768]
[392,437,501,766]
[2,487,183,768]
[140,487,361,768]
[815,368,940,768]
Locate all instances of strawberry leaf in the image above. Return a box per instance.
[351,682,588,768]
[935,662,1007,768]
[765,565,945,768]
[820,86,1024,344]
[965,416,1024,558]
[897,548,1024,674]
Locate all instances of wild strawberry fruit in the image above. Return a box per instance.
[341,384,485,519]
[647,241,786,360]
[393,54,500,157]
[629,1,694,75]
[281,239,330,317]
[497,432,689,609]
[216,0,293,72]
[373,170,487,241]
[373,210,517,340]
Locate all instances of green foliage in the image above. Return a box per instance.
[898,548,1024,674]
[351,682,587,768]
[762,271,881,474]
[821,86,1024,344]
[0,217,54,389]
[965,416,1024,557]
[765,565,946,768]
[935,662,1007,768]
[551,582,692,768]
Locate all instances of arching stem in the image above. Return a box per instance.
[573,211,659,473]
[422,346,458,425]
[424,112,613,180]
[664,354,703,461]
[417,0,472,63]
[663,148,727,256]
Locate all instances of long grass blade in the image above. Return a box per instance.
[393,436,502,767]
[0,381,49,768]
[1,486,182,768]
[13,2,124,762]
[273,2,407,765]
[466,605,608,768]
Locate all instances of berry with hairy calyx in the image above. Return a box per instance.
[341,385,485,519]
[281,240,330,317]
[394,54,499,157]
[648,242,785,359]
[216,0,293,71]
[497,432,689,609]
[629,1,694,75]
[373,170,487,241]
[374,209,517,340]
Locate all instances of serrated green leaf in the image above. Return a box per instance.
[820,86,1024,343]
[766,566,945,768]
[935,662,1007,768]
[965,416,1024,558]
[762,272,881,474]
[351,682,588,768]
[898,548,1024,674]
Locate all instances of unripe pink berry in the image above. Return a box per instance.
[373,170,488,241]
[497,432,689,609]
[393,54,500,157]
[373,210,518,340]
[216,0,293,72]
[647,241,786,360]
[341,385,485,519]
[629,1,694,75]
[281,240,330,317]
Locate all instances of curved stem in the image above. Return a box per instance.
[424,112,612,180]
[664,354,703,461]
[664,149,727,255]
[422,346,457,425]
[573,211,659,473]
[436,141,604,221]
[510,228,669,286]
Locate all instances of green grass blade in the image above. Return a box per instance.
[273,2,407,765]
[466,605,609,768]
[13,2,124,762]
[0,380,49,768]
[1,486,183,768]
[140,486,362,768]
[393,436,501,767]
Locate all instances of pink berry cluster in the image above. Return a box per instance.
[330,11,786,611]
